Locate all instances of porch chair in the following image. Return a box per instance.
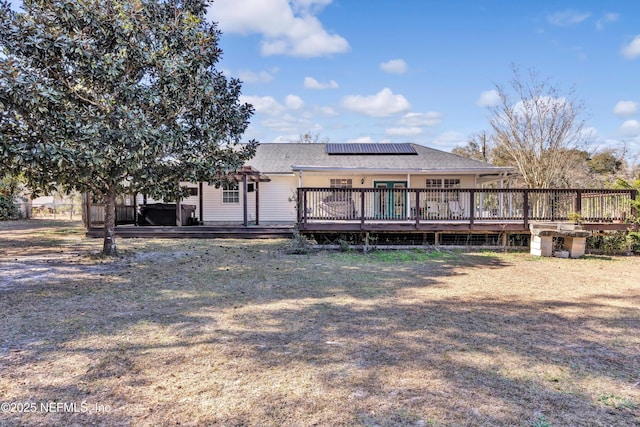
[426,201,439,218]
[448,200,463,218]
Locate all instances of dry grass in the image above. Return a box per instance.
[0,220,639,426]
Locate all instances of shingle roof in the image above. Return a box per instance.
[247,143,512,176]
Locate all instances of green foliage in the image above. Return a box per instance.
[0,194,18,219]
[0,0,257,253]
[598,393,637,410]
[284,231,316,255]
[588,150,622,175]
[0,175,20,219]
[587,232,630,255]
[531,414,552,427]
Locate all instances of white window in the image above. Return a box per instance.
[425,179,442,189]
[425,178,460,188]
[444,179,460,188]
[330,178,352,188]
[222,183,239,204]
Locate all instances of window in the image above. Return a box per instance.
[425,178,460,188]
[425,179,442,189]
[188,187,198,196]
[444,179,460,188]
[330,178,352,188]
[222,183,239,204]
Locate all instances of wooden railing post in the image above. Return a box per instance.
[575,189,582,216]
[415,189,421,228]
[523,189,529,229]
[360,189,365,229]
[296,188,302,224]
[469,189,475,227]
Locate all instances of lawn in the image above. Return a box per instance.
[0,220,639,426]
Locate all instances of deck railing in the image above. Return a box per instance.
[89,204,137,225]
[297,187,637,229]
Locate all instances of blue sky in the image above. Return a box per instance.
[208,0,640,159]
[7,1,640,159]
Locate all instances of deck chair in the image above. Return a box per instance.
[426,201,439,218]
[448,200,463,218]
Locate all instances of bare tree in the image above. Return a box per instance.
[297,132,328,144]
[488,66,589,188]
[452,132,490,162]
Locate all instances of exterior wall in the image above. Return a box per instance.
[201,176,296,224]
[300,173,477,189]
[201,183,254,223]
[133,173,481,224]
[298,173,479,219]
[257,175,297,223]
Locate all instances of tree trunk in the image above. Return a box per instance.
[102,188,118,256]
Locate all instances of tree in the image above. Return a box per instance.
[487,66,589,188]
[0,174,21,220]
[452,132,490,162]
[0,0,257,255]
[296,131,328,144]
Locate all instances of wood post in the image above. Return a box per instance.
[199,182,203,225]
[415,190,421,228]
[360,189,365,229]
[242,174,248,227]
[255,181,260,225]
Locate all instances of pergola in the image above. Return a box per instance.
[226,166,271,226]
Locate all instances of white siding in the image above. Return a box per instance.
[258,175,297,223]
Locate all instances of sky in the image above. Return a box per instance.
[206,0,640,160]
[7,0,640,160]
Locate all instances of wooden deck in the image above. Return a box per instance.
[297,187,638,234]
[297,219,632,233]
[86,225,295,239]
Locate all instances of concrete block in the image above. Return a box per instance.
[564,237,586,258]
[530,235,553,257]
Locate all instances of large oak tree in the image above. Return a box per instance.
[0,0,256,255]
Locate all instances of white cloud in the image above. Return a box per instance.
[476,89,501,107]
[341,88,411,117]
[304,76,339,90]
[385,127,423,137]
[596,13,619,30]
[622,35,640,59]
[621,120,640,136]
[346,136,375,144]
[400,112,442,127]
[285,94,305,110]
[613,101,638,117]
[431,131,467,150]
[210,0,349,57]
[240,95,285,115]
[237,69,276,83]
[513,96,567,117]
[547,10,591,27]
[262,114,316,133]
[315,106,339,117]
[380,59,408,75]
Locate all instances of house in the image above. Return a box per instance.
[131,142,514,225]
[85,142,636,241]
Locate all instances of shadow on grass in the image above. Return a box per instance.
[1,237,638,425]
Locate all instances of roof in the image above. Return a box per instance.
[246,143,513,176]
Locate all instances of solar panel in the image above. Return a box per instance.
[326,143,417,155]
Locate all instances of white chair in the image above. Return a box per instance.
[448,200,463,218]
[426,201,439,218]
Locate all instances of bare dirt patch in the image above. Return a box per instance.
[0,220,639,426]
